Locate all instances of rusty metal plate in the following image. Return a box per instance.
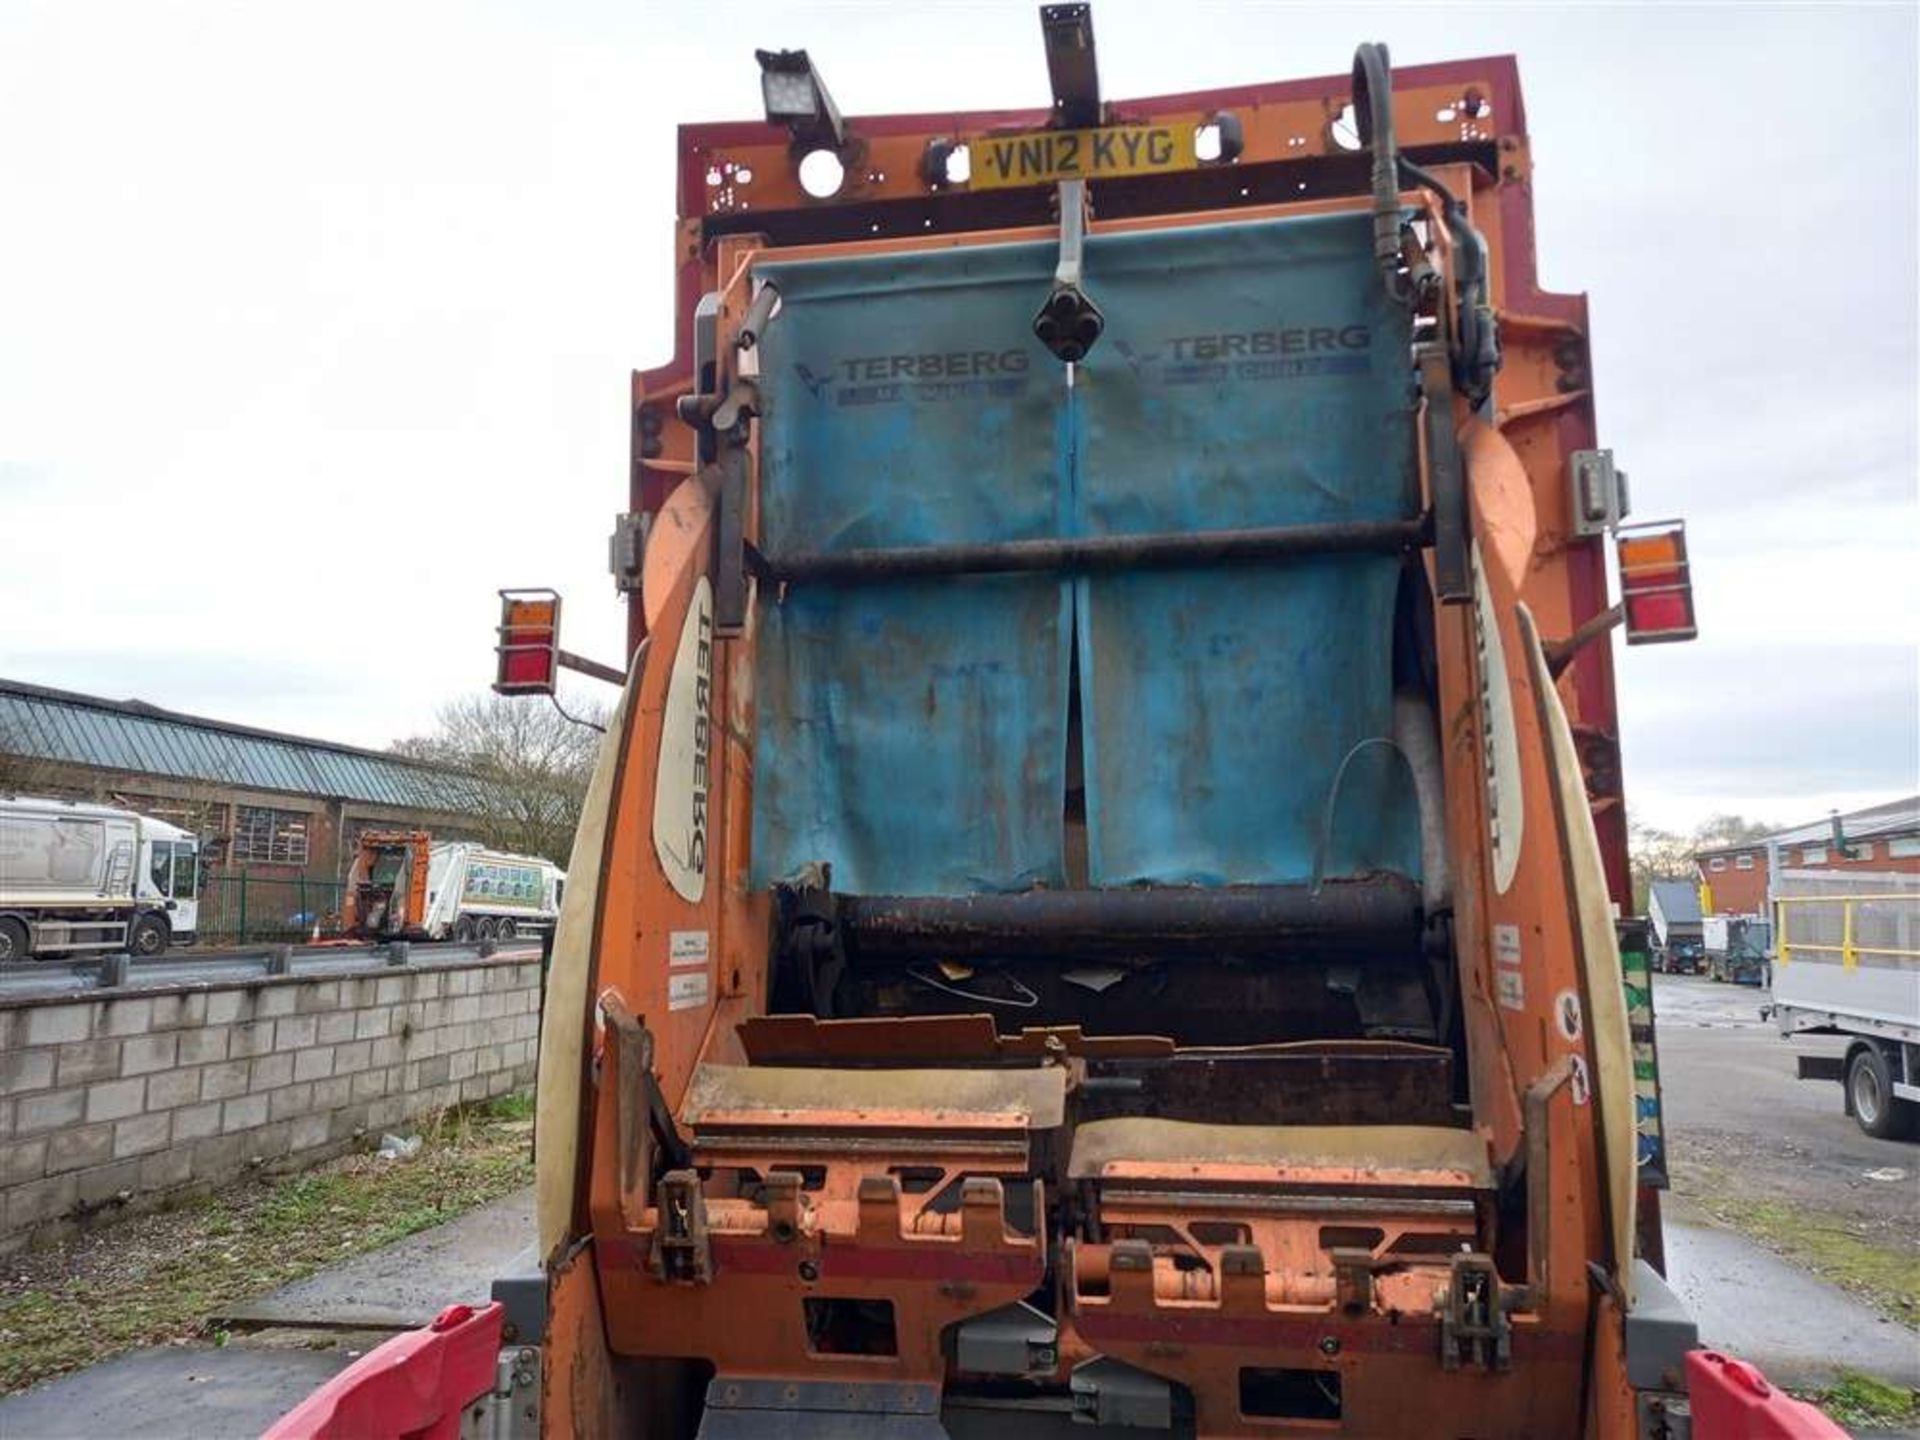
[681,1063,1068,1130]
[1067,1118,1492,1186]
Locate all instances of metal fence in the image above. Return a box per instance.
[197,872,345,947]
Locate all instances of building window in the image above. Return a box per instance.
[232,805,310,865]
[1890,836,1920,860]
[1845,841,1875,862]
[1736,854,1754,870]
[113,793,226,838]
[1709,857,1727,873]
[1800,845,1827,866]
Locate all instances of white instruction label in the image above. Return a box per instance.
[669,930,710,967]
[1493,924,1522,966]
[1496,968,1525,1011]
[668,971,711,1012]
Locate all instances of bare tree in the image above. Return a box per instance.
[1628,812,1779,914]
[1628,821,1693,916]
[391,692,608,864]
[1689,813,1776,849]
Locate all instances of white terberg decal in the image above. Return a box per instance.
[653,576,714,903]
[1472,544,1524,895]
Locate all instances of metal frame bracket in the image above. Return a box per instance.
[650,1169,714,1285]
[1438,1251,1511,1371]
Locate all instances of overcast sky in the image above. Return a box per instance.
[2,1,1914,834]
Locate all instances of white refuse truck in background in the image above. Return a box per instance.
[0,796,200,961]
[1771,867,1920,1139]
[343,830,562,943]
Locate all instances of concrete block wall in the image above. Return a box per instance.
[0,958,541,1253]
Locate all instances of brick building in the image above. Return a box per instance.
[0,677,504,888]
[1691,840,1771,916]
[1694,795,1920,916]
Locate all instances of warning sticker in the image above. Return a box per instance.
[1493,924,1522,966]
[1554,989,1584,1041]
[669,930,710,968]
[668,971,710,1012]
[1496,968,1525,1011]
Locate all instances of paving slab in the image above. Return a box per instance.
[213,1185,535,1331]
[0,1342,357,1440]
[1666,1217,1920,1389]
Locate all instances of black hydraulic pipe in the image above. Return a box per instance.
[757,516,1428,586]
[1352,42,1407,305]
[840,878,1422,963]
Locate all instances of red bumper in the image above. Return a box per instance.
[1687,1351,1849,1439]
[261,1302,502,1440]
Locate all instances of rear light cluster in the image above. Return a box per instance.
[1616,520,1697,645]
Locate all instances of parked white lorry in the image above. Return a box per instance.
[0,797,200,961]
[1771,868,1920,1139]
[344,830,562,943]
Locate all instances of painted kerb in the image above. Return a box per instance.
[0,958,541,1252]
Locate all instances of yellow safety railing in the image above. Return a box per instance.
[1774,893,1920,972]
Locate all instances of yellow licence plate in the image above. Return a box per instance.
[969,123,1195,191]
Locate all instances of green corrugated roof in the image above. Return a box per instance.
[0,678,502,815]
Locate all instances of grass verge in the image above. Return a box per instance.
[1672,1162,1920,1324]
[1799,1369,1920,1431]
[0,1095,533,1395]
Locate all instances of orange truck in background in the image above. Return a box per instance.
[340,830,431,941]
[273,9,1842,1438]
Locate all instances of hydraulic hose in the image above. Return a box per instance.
[1352,43,1407,304]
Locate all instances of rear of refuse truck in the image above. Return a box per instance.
[268,10,1846,1438]
[341,830,431,941]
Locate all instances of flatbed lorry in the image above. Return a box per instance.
[1772,869,1920,1139]
[270,10,1838,1437]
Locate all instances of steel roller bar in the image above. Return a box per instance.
[840,878,1423,963]
[755,515,1430,586]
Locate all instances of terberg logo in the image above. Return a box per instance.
[652,576,713,904]
[1115,324,1372,386]
[793,362,834,400]
[795,350,1031,407]
[791,324,1370,404]
[685,603,712,878]
[1168,325,1370,359]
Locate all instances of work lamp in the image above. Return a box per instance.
[755,49,844,148]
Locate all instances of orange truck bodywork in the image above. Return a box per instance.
[575,42,1634,1436]
[275,17,1845,1440]
[340,830,432,941]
